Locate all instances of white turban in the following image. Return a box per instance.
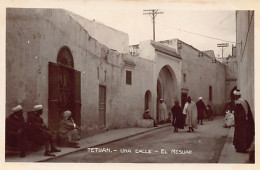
[199,97,202,100]
[233,90,241,96]
[63,110,72,120]
[145,109,149,113]
[160,99,163,101]
[12,105,22,112]
[34,105,43,111]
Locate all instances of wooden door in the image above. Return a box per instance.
[48,62,60,131]
[73,70,81,126]
[48,62,81,131]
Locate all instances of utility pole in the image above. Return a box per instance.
[143,9,164,41]
[217,43,229,59]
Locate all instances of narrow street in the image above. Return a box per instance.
[47,117,229,163]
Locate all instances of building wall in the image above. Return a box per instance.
[6,8,153,136]
[168,39,226,115]
[138,40,182,118]
[155,52,181,112]
[68,11,129,53]
[223,56,238,102]
[236,11,254,116]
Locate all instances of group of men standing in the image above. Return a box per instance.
[144,96,212,132]
[171,96,212,133]
[6,104,81,158]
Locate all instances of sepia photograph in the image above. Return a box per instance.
[2,0,256,166]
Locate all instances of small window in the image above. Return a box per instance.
[183,73,186,82]
[209,86,212,101]
[126,70,132,85]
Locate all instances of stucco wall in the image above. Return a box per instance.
[170,39,226,115]
[236,11,254,116]
[224,56,238,102]
[6,8,154,136]
[138,40,182,118]
[68,11,129,53]
[155,52,181,112]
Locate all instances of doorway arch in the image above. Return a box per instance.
[48,46,81,131]
[57,46,74,68]
[156,65,177,123]
[144,90,152,112]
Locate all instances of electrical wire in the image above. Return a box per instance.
[155,21,236,43]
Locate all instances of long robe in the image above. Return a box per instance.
[159,102,168,122]
[58,118,80,143]
[26,111,52,145]
[6,113,26,149]
[184,101,198,129]
[233,98,254,152]
[171,105,184,129]
[196,100,206,119]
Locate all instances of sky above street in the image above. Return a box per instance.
[3,0,237,57]
[64,1,236,58]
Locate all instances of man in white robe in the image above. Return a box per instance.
[183,96,198,132]
[159,99,168,123]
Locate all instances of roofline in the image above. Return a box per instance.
[150,40,181,59]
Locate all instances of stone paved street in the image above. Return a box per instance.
[47,117,229,163]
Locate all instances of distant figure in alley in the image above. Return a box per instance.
[159,99,168,124]
[143,109,157,127]
[205,105,213,121]
[171,100,184,132]
[233,90,254,153]
[196,97,206,125]
[183,96,198,132]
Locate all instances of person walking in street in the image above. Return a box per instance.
[26,105,61,156]
[183,96,198,132]
[58,110,81,148]
[6,105,26,157]
[233,90,255,153]
[171,100,184,132]
[196,97,206,125]
[159,99,168,124]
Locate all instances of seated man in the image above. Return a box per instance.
[58,110,80,148]
[6,105,26,157]
[143,109,157,127]
[26,105,61,156]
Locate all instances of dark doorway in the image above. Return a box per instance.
[48,46,81,131]
[99,85,106,128]
[144,90,152,112]
[181,92,188,109]
[156,80,163,123]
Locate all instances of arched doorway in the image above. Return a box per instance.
[157,65,177,123]
[144,90,152,112]
[48,46,81,131]
[156,80,163,122]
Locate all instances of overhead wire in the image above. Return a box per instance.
[155,21,236,43]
